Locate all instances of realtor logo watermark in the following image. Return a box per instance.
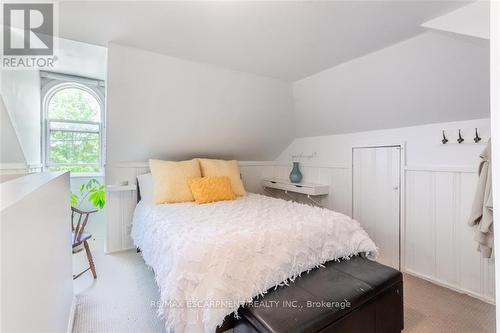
[2,2,58,69]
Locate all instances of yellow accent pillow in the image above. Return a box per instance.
[188,176,236,204]
[198,159,246,196]
[149,159,201,204]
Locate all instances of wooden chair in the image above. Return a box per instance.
[71,207,97,279]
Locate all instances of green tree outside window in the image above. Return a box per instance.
[46,87,102,173]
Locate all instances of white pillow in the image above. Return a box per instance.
[137,173,153,204]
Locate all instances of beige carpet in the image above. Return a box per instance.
[403,274,495,333]
[73,248,495,333]
[73,249,164,332]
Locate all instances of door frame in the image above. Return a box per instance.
[351,142,406,271]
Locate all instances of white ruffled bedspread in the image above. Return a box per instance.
[132,193,377,333]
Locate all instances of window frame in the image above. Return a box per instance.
[42,81,105,175]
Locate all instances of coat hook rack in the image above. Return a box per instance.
[457,129,464,144]
[474,128,482,143]
[441,130,448,144]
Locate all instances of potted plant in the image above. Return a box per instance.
[70,178,105,280]
[71,178,106,210]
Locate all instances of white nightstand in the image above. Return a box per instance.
[262,178,329,207]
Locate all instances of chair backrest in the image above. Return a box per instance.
[71,207,97,244]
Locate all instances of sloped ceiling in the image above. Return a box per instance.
[0,70,41,165]
[293,31,490,138]
[105,43,294,162]
[58,1,470,81]
[53,38,107,80]
[0,38,106,165]
[54,1,489,161]
[0,95,25,164]
[422,1,489,40]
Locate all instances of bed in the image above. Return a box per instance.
[132,175,380,332]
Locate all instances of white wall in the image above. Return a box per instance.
[490,0,500,326]
[281,26,492,302]
[278,118,490,166]
[0,70,41,165]
[106,43,294,162]
[104,161,277,253]
[277,118,490,219]
[55,38,107,80]
[0,96,25,164]
[104,120,494,302]
[293,31,489,138]
[0,172,73,332]
[405,161,494,303]
[422,1,490,40]
[276,118,493,302]
[0,38,107,167]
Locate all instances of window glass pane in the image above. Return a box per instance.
[49,130,99,164]
[48,88,100,122]
[49,121,99,132]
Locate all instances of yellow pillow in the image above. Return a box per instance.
[149,159,201,204]
[198,159,246,196]
[188,176,236,204]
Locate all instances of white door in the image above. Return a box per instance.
[353,146,401,270]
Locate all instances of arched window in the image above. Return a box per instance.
[44,83,104,173]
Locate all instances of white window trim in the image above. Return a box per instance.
[41,80,105,175]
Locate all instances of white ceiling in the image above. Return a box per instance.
[422,1,489,39]
[58,1,469,81]
[54,38,107,80]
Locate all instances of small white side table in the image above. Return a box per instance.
[262,178,329,207]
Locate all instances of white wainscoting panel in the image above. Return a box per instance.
[105,161,350,253]
[105,161,494,303]
[269,163,351,216]
[105,162,277,253]
[239,163,275,194]
[405,168,495,303]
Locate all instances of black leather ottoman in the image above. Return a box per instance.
[233,256,403,333]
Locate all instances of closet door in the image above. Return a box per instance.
[353,146,401,270]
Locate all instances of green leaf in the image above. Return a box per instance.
[96,198,105,210]
[70,193,78,206]
[88,189,105,209]
[88,192,98,202]
[73,178,106,210]
[95,191,106,209]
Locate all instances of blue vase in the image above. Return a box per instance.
[289,162,303,183]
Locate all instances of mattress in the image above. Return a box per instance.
[132,193,377,333]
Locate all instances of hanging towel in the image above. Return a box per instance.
[468,139,494,258]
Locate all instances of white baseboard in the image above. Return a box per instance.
[104,246,136,255]
[67,296,77,333]
[404,269,495,305]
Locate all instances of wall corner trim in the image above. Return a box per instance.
[67,296,77,333]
